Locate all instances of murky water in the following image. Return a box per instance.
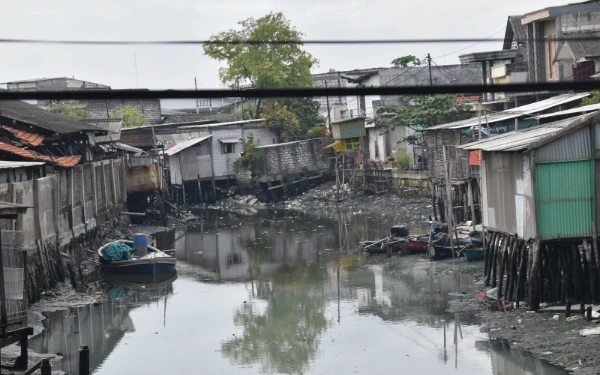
[30,209,566,375]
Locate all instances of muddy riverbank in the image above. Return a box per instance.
[449,295,600,375]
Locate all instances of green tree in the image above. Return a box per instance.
[203,12,318,117]
[233,133,263,179]
[391,55,422,68]
[109,106,146,128]
[47,101,88,120]
[270,97,323,138]
[260,102,301,142]
[375,95,472,145]
[582,90,600,106]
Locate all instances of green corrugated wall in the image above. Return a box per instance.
[534,160,594,239]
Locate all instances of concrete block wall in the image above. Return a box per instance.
[0,158,127,302]
[258,139,329,180]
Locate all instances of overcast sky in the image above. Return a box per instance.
[0,0,571,92]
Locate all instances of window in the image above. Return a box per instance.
[345,137,361,151]
[222,143,235,154]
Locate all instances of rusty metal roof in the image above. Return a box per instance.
[1,124,45,146]
[0,100,103,135]
[459,112,599,152]
[427,93,590,130]
[0,141,81,167]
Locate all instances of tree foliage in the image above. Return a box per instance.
[109,106,146,128]
[203,12,318,90]
[233,133,263,178]
[268,97,322,137]
[581,90,600,106]
[47,101,88,120]
[391,55,422,68]
[260,102,301,142]
[375,95,472,145]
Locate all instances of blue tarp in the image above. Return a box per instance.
[101,243,135,261]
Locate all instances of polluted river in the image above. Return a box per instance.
[29,208,566,375]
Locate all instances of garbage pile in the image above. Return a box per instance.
[207,194,267,215]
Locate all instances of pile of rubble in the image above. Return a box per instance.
[207,194,267,215]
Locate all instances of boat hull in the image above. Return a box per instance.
[463,249,484,261]
[401,238,429,254]
[100,259,176,275]
[428,245,458,260]
[98,240,176,276]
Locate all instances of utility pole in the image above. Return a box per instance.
[194,76,199,114]
[427,53,433,87]
[325,81,332,124]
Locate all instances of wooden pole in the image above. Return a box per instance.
[79,346,90,375]
[41,359,52,375]
[508,238,518,301]
[442,146,454,258]
[572,243,583,304]
[197,175,204,204]
[498,236,509,300]
[0,228,6,330]
[467,180,475,230]
[516,242,527,308]
[566,299,572,318]
[529,239,542,311]
[432,183,438,222]
[335,153,340,201]
[587,306,593,322]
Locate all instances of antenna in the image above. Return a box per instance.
[134,52,139,88]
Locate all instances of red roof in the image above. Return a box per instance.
[0,141,81,168]
[456,95,482,105]
[1,124,45,147]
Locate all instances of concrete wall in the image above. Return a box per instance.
[367,126,414,162]
[187,124,277,180]
[347,169,430,194]
[257,139,329,181]
[560,11,600,33]
[0,159,127,301]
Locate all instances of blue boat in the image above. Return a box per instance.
[98,240,176,276]
[462,248,484,261]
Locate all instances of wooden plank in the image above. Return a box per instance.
[121,212,146,217]
[23,360,42,375]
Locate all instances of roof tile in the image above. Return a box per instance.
[0,141,81,168]
[1,124,45,146]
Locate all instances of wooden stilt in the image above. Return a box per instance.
[529,239,542,311]
[516,241,527,308]
[432,184,438,222]
[498,236,510,300]
[572,243,583,304]
[492,234,501,288]
[508,237,518,301]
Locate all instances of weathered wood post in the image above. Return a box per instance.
[529,239,542,311]
[566,300,572,318]
[41,358,52,375]
[516,241,528,308]
[587,306,592,322]
[79,346,90,375]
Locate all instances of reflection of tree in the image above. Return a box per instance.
[221,264,328,375]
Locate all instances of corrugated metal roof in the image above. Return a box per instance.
[427,93,591,130]
[0,141,81,167]
[0,161,45,169]
[1,124,45,146]
[0,100,102,134]
[164,135,212,156]
[459,112,598,152]
[179,119,263,130]
[533,104,600,119]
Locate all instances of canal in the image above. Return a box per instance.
[30,209,566,375]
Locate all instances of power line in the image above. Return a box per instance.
[0,81,596,100]
[1,35,600,46]
[432,27,507,59]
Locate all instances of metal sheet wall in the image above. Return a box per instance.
[536,126,591,162]
[482,152,536,239]
[535,159,594,239]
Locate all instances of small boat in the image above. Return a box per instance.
[462,248,484,261]
[428,244,463,260]
[98,240,176,276]
[400,235,429,254]
[360,238,407,254]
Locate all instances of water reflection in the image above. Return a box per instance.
[29,275,176,373]
[29,209,565,375]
